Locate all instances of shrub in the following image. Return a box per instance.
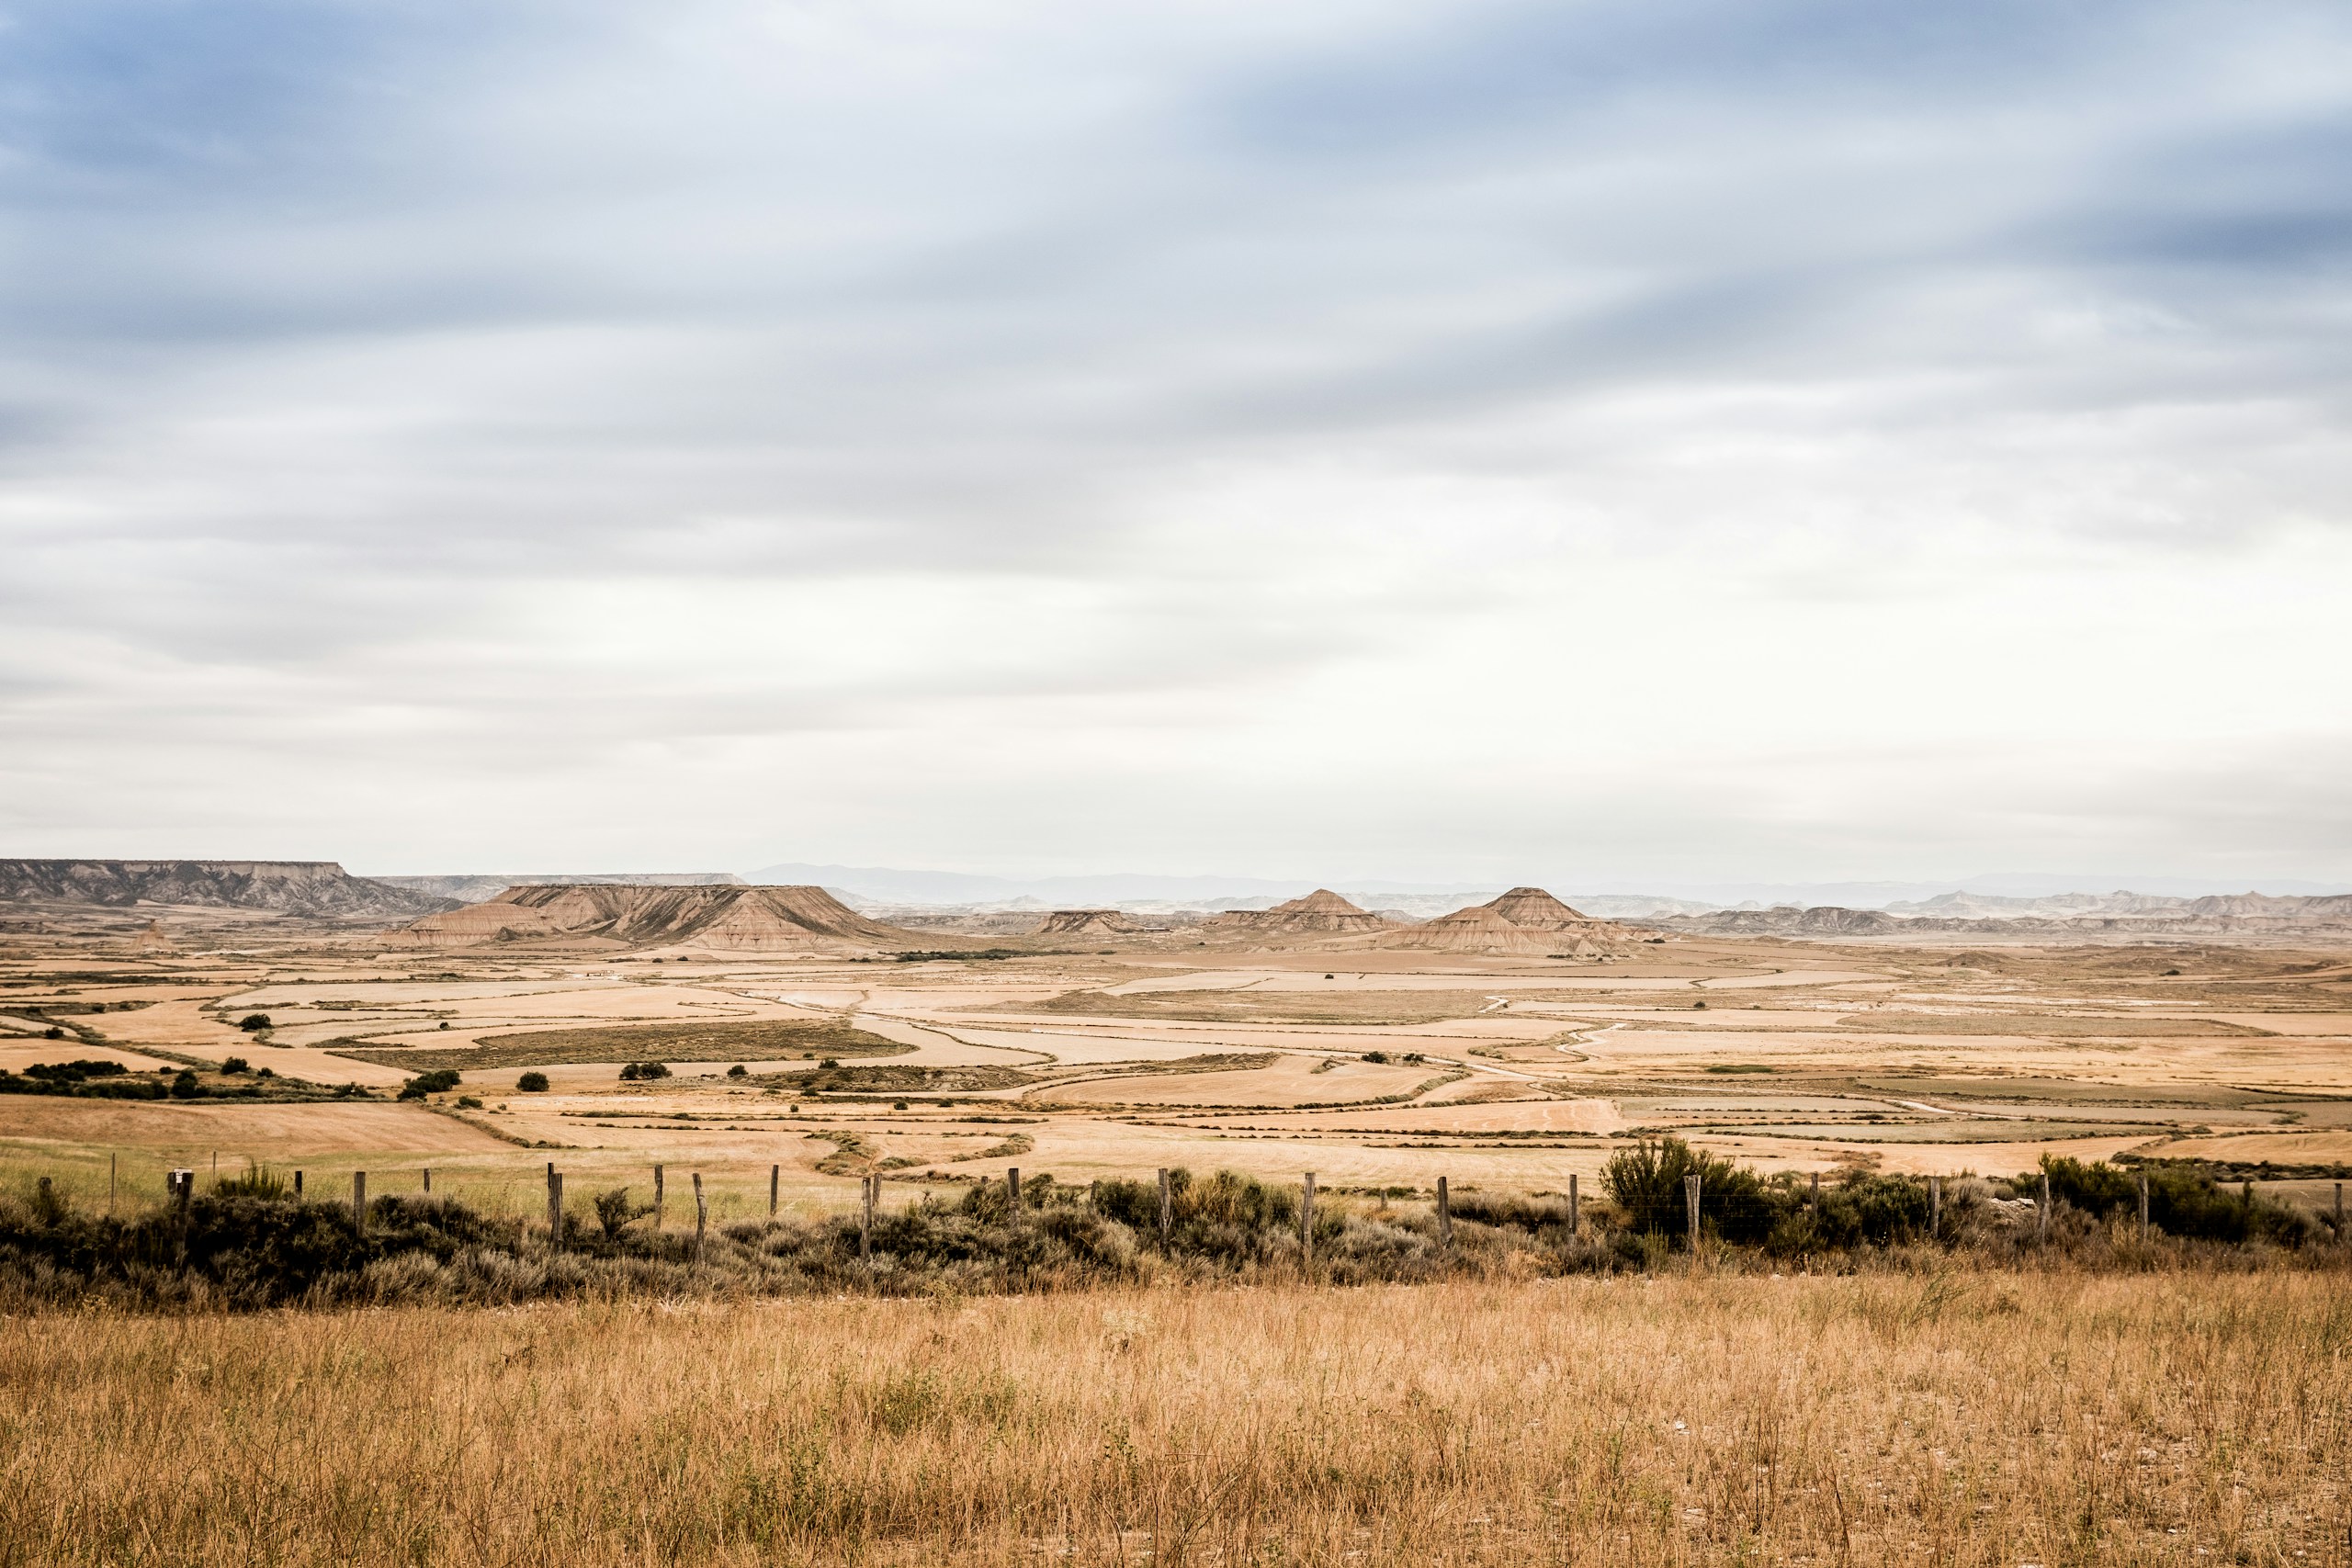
[593,1187,651,1238]
[237,1014,272,1032]
[1363,1051,1390,1064]
[618,1062,672,1082]
[398,1069,462,1100]
[42,1026,62,1041]
[220,1056,250,1075]
[168,1068,208,1100]
[726,1064,749,1078]
[214,1165,293,1200]
[515,1071,549,1092]
[1601,1136,1776,1241]
[2037,1156,2308,1245]
[455,1095,482,1109]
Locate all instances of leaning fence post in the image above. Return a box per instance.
[1684,1173,1702,1250]
[1302,1172,1317,1263]
[1930,1176,1941,1241]
[1158,1168,1171,1241]
[860,1175,875,1261]
[1568,1173,1580,1236]
[353,1170,368,1228]
[769,1164,779,1218]
[2139,1172,2151,1241]
[693,1172,707,1262]
[1436,1176,1452,1249]
[2038,1172,2052,1242]
[654,1164,665,1232]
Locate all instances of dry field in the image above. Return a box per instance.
[3,1270,2346,1565]
[3,926,2350,1220]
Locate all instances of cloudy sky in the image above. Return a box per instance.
[3,0,2348,888]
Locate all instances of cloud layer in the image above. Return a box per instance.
[3,0,2348,882]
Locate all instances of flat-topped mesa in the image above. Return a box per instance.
[390,883,949,954]
[0,858,454,919]
[1206,889,1392,935]
[1384,886,1640,958]
[1035,908,1145,936]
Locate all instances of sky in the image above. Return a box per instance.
[2,0,2349,889]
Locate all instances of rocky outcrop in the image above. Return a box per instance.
[390,883,943,953]
[1035,909,1146,937]
[1205,889,1392,936]
[1383,886,1641,957]
[0,860,456,919]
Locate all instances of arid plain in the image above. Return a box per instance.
[8,884,2351,1225]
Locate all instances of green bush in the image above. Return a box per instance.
[515,1071,549,1091]
[220,1056,250,1075]
[168,1068,208,1100]
[398,1068,462,1100]
[1601,1136,1777,1242]
[2036,1156,2309,1245]
[617,1062,672,1082]
[237,1014,272,1032]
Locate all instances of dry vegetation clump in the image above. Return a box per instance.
[2,1272,2347,1565]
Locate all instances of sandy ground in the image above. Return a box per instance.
[4,928,2348,1215]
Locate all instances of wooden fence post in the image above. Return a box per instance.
[2038,1172,2052,1242]
[1007,1167,1020,1221]
[294,1169,303,1197]
[860,1175,874,1261]
[546,1163,562,1247]
[353,1171,368,1228]
[1568,1173,1580,1236]
[1302,1172,1317,1263]
[172,1168,193,1264]
[1929,1176,1941,1240]
[693,1172,707,1262]
[108,1152,117,1214]
[1436,1175,1451,1249]
[2139,1171,2150,1241]
[769,1164,779,1218]
[1158,1168,1171,1240]
[2335,1181,2344,1236]
[423,1168,431,1195]
[1809,1170,1820,1213]
[1684,1173,1702,1250]
[654,1164,665,1232]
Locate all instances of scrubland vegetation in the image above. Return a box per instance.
[2,1270,2346,1565]
[1,1140,2335,1311]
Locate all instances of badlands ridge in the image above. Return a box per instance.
[394,881,1647,957]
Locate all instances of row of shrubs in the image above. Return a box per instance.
[0,1140,2335,1311]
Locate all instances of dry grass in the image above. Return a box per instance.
[2,1269,2346,1566]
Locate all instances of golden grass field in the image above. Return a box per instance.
[3,1269,2345,1566]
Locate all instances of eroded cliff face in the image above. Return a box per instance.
[0,860,456,919]
[1204,889,1392,935]
[392,883,950,953]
